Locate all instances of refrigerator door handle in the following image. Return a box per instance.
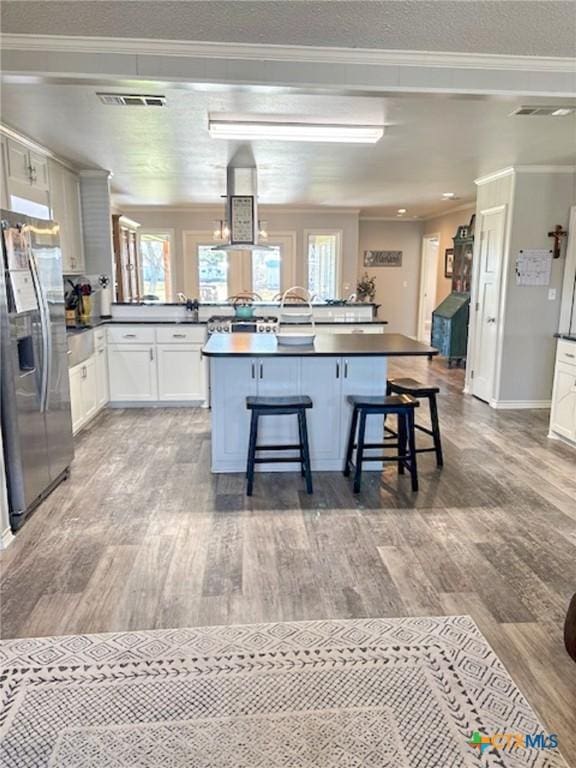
[28,247,51,412]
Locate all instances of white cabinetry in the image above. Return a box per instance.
[210,354,388,472]
[550,340,576,444]
[106,325,207,405]
[69,357,98,435]
[7,139,49,190]
[49,161,85,273]
[94,331,109,409]
[108,344,158,402]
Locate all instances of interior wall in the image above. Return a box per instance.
[499,171,576,403]
[357,219,424,334]
[423,205,476,304]
[121,206,360,300]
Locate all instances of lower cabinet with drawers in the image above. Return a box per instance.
[106,324,207,405]
[549,339,576,444]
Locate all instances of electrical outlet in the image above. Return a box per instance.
[548,288,557,301]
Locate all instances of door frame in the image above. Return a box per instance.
[138,228,175,302]
[466,203,509,403]
[417,233,440,342]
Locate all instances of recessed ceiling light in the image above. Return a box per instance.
[551,108,573,117]
[442,192,456,199]
[208,119,384,144]
[397,208,407,214]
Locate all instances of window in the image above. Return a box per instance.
[198,246,229,301]
[139,231,172,302]
[307,231,342,300]
[251,246,281,301]
[10,195,50,220]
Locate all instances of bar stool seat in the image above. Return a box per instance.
[245,395,313,496]
[343,394,419,493]
[387,377,444,467]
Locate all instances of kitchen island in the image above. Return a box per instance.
[203,333,437,473]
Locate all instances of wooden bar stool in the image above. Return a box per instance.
[387,378,444,467]
[246,395,313,496]
[343,394,419,493]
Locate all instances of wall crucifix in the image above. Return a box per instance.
[548,224,568,259]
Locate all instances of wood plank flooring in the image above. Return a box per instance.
[1,356,576,762]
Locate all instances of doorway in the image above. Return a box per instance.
[470,206,506,403]
[417,235,439,342]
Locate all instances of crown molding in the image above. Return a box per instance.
[120,204,361,215]
[1,34,574,74]
[0,122,76,170]
[422,202,477,221]
[359,216,423,223]
[475,165,576,185]
[474,167,515,186]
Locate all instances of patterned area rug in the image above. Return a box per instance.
[0,616,567,767]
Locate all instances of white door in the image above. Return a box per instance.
[82,357,98,422]
[108,344,158,401]
[471,207,506,403]
[418,235,439,342]
[300,357,342,462]
[157,344,204,402]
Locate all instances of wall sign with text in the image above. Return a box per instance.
[363,250,403,267]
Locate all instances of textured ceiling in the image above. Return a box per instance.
[2,1,576,57]
[2,83,575,215]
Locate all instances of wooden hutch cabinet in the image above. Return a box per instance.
[112,214,141,302]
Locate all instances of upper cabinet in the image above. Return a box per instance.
[7,139,49,191]
[49,160,85,274]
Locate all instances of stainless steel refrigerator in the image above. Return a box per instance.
[0,211,74,530]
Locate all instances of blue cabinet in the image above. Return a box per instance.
[431,292,470,367]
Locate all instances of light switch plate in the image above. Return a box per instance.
[548,288,557,301]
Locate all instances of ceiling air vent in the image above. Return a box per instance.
[97,93,167,107]
[510,105,574,117]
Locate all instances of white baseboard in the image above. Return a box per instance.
[108,400,206,408]
[489,399,551,410]
[0,526,14,549]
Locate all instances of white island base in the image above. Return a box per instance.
[210,355,389,473]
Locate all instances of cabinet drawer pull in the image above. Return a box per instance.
[172,333,186,338]
[344,360,348,378]
[123,333,137,338]
[251,362,256,379]
[336,361,340,378]
[566,352,575,359]
[259,362,263,379]
[149,348,154,361]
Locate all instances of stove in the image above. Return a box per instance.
[207,315,279,335]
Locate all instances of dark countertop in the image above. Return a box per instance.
[555,333,576,343]
[203,332,437,358]
[66,319,388,332]
[113,301,379,308]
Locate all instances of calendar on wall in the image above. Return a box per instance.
[515,249,553,287]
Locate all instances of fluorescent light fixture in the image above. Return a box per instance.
[209,119,384,144]
[551,108,573,116]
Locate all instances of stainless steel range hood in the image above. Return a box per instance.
[214,163,270,251]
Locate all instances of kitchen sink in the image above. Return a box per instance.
[67,328,94,367]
